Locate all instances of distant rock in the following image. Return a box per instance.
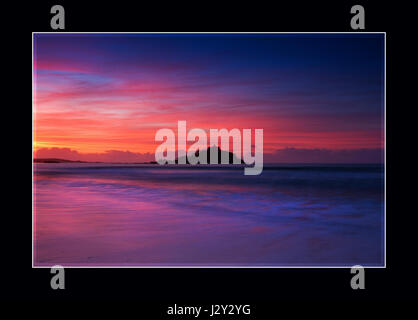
[34,158,87,163]
[34,158,158,164]
[174,146,244,164]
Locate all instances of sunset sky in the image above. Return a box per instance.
[33,33,384,163]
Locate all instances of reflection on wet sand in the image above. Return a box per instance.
[34,163,384,266]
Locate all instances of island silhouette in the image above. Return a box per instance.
[174,146,244,165]
[35,147,244,165]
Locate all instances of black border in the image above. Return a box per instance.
[4,0,415,307]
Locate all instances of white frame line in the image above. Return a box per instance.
[32,32,386,269]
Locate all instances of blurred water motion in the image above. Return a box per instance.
[33,163,384,266]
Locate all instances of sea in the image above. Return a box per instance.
[33,163,384,266]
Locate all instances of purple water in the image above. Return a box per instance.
[33,163,384,266]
